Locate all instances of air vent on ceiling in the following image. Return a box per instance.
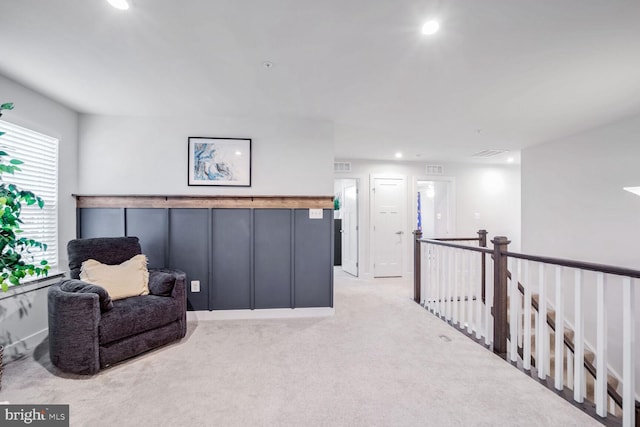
[334,162,352,173]
[425,164,444,175]
[471,149,509,158]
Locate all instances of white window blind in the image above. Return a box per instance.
[0,119,59,274]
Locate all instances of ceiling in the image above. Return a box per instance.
[1,0,640,163]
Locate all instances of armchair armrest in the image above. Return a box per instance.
[48,282,101,375]
[148,269,187,337]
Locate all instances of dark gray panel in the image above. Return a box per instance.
[294,209,333,307]
[169,209,209,311]
[126,208,168,269]
[254,209,291,309]
[211,209,251,310]
[78,208,125,238]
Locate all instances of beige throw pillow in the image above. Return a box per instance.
[80,254,150,300]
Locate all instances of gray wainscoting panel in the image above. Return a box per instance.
[126,208,169,269]
[211,209,252,310]
[169,209,209,311]
[78,208,125,238]
[77,206,333,310]
[254,209,291,309]
[293,209,333,307]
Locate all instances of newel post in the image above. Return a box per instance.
[413,229,423,304]
[492,236,510,358]
[478,229,487,303]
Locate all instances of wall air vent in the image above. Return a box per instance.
[334,162,352,173]
[425,164,444,175]
[471,149,509,158]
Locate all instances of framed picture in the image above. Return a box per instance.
[188,137,251,186]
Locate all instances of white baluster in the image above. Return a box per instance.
[475,251,482,340]
[483,255,491,345]
[622,277,635,427]
[453,249,459,326]
[438,246,444,317]
[595,273,607,417]
[573,269,584,403]
[446,248,452,321]
[538,263,547,379]
[523,261,532,371]
[459,249,464,328]
[509,258,519,362]
[420,244,427,306]
[466,251,473,334]
[428,245,435,312]
[554,266,564,390]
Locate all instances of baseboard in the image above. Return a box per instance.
[1,328,48,363]
[187,307,334,321]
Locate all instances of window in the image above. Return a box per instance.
[0,120,59,274]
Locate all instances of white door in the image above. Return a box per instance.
[341,183,358,276]
[373,177,405,277]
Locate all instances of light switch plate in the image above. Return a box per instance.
[309,209,323,219]
[191,280,200,292]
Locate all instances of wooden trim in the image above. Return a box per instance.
[74,195,333,209]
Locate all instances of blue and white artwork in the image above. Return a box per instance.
[188,137,251,186]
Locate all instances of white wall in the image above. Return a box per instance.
[78,115,334,196]
[0,74,78,360]
[522,113,640,395]
[334,159,521,278]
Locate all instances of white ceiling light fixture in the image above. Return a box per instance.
[421,20,440,36]
[107,0,130,11]
[395,152,403,159]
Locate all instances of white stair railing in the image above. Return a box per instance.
[415,232,639,427]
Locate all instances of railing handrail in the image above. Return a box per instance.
[422,237,640,279]
[434,237,480,242]
[420,238,493,255]
[503,250,640,280]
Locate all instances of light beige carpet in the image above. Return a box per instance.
[0,269,601,426]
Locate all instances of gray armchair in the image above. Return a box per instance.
[48,237,186,374]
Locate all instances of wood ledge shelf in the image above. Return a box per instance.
[74,195,334,209]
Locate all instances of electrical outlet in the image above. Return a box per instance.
[309,209,323,219]
[191,280,200,292]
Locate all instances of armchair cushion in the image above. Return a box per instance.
[148,270,176,297]
[59,279,113,312]
[99,295,182,344]
[80,254,149,300]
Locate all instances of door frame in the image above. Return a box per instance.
[370,174,408,278]
[412,175,457,238]
[335,177,360,277]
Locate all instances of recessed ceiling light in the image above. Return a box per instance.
[395,152,403,159]
[507,157,515,163]
[107,0,130,10]
[421,20,440,35]
[262,61,274,69]
[235,151,242,156]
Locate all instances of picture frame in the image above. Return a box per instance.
[188,137,252,187]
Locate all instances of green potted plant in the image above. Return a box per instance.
[0,102,50,388]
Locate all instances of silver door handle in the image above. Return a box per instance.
[395,231,404,235]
